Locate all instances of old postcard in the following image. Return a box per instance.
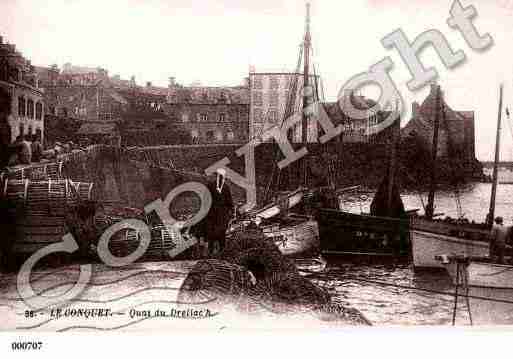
[0,1,512,349]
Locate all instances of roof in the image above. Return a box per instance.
[167,86,249,105]
[77,122,118,135]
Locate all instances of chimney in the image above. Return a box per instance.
[412,102,419,115]
[146,81,152,88]
[168,77,176,88]
[430,82,439,95]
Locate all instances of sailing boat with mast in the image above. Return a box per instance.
[315,103,411,259]
[436,85,513,324]
[232,3,337,257]
[410,85,498,270]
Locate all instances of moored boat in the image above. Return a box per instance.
[439,255,513,325]
[411,229,488,269]
[317,208,410,259]
[409,84,506,270]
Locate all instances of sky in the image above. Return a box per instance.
[1,0,512,160]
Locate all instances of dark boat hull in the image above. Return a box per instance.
[316,208,410,259]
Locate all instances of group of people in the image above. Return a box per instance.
[5,134,43,167]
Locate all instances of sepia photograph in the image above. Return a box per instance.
[0,1,512,353]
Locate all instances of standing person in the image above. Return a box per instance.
[8,135,22,166]
[190,169,234,256]
[31,134,43,163]
[18,134,32,165]
[490,217,509,264]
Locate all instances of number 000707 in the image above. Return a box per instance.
[11,342,43,351]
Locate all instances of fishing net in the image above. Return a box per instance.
[177,225,370,324]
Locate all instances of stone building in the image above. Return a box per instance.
[248,71,320,142]
[0,36,45,145]
[402,84,476,162]
[323,91,399,144]
[36,64,129,122]
[164,85,249,144]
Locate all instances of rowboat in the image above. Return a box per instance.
[439,255,513,325]
[260,216,320,258]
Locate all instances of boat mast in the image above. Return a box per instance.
[301,2,311,188]
[425,85,442,220]
[387,102,400,215]
[487,84,504,226]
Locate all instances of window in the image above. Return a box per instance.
[49,106,56,115]
[218,92,227,103]
[227,131,235,141]
[269,76,280,90]
[253,77,263,90]
[268,110,279,124]
[0,58,8,81]
[199,114,208,122]
[182,112,189,122]
[191,129,199,140]
[219,113,226,122]
[206,130,214,142]
[36,102,43,120]
[18,96,26,117]
[19,124,24,137]
[269,92,279,108]
[252,91,263,106]
[27,99,34,119]
[215,130,223,142]
[253,107,263,122]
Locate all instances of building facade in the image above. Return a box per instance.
[164,86,249,144]
[36,64,129,122]
[402,84,476,162]
[323,90,394,144]
[0,36,45,145]
[248,71,320,142]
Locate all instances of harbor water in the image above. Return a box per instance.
[1,183,513,327]
[312,182,513,325]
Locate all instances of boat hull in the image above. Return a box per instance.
[316,209,410,258]
[445,260,513,325]
[411,230,489,269]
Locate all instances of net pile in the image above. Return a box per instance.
[177,224,371,325]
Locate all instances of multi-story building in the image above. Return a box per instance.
[248,71,320,142]
[0,36,45,145]
[36,64,129,122]
[164,85,249,144]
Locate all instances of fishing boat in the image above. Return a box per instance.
[438,255,513,325]
[229,3,340,258]
[316,104,411,260]
[409,85,506,270]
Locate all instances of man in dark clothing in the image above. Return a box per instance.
[31,134,43,163]
[191,169,234,255]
